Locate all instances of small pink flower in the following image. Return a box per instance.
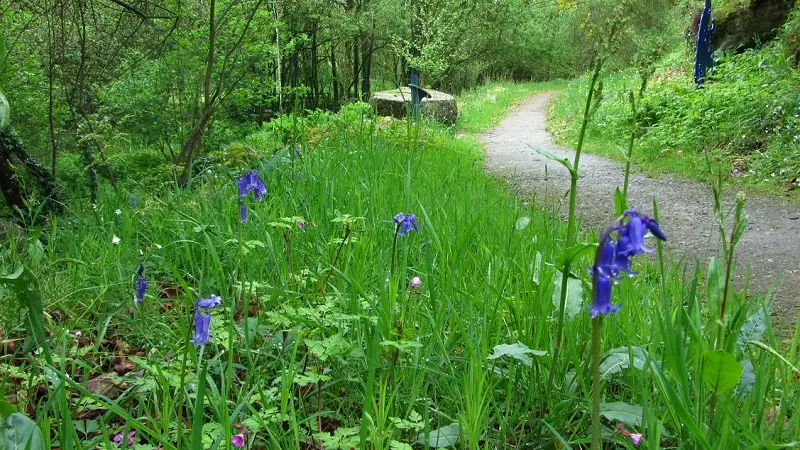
[629,433,642,446]
[231,433,246,448]
[410,276,422,288]
[297,221,306,229]
[112,430,135,447]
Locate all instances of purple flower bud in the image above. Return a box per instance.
[112,430,135,447]
[191,312,212,346]
[239,201,248,223]
[410,276,422,288]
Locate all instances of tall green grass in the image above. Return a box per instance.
[0,84,797,449]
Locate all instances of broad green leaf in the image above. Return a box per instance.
[599,402,643,427]
[552,273,583,321]
[599,346,658,378]
[736,308,766,350]
[487,342,546,367]
[0,266,50,365]
[2,413,45,450]
[702,350,743,394]
[0,400,16,421]
[390,441,414,450]
[515,216,531,231]
[736,359,755,396]
[416,423,460,448]
[706,257,722,319]
[555,243,597,270]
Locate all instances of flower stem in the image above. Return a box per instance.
[548,57,605,394]
[591,315,602,450]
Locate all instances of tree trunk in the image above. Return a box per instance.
[310,22,319,108]
[1,129,63,215]
[178,0,216,187]
[360,35,372,102]
[352,39,360,100]
[0,132,27,215]
[331,43,339,107]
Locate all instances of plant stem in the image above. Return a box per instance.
[548,57,605,393]
[591,315,602,450]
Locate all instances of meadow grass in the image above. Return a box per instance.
[0,84,798,449]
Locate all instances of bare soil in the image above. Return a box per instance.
[483,91,800,324]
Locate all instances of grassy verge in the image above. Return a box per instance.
[549,48,800,202]
[0,83,797,449]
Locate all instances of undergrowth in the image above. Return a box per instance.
[0,84,798,449]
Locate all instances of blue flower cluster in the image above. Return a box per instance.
[590,210,666,317]
[237,170,267,222]
[192,295,222,346]
[393,213,419,237]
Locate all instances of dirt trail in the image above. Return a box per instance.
[483,91,800,323]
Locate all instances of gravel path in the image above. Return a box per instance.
[483,91,800,323]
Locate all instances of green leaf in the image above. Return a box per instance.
[0,266,51,365]
[614,187,628,217]
[730,215,748,248]
[0,400,16,421]
[416,423,460,448]
[555,243,597,271]
[706,257,723,319]
[702,350,743,394]
[487,342,546,367]
[599,402,643,427]
[737,360,755,396]
[599,346,658,378]
[2,413,45,450]
[736,308,766,351]
[552,273,583,322]
[529,145,573,171]
[515,216,531,231]
[0,91,8,132]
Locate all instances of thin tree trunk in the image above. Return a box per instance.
[178,0,216,186]
[352,39,360,100]
[310,22,319,108]
[360,35,372,102]
[331,43,339,107]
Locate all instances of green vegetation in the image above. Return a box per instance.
[2,0,800,448]
[1,84,799,449]
[551,25,800,197]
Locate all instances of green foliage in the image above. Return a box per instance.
[552,44,800,193]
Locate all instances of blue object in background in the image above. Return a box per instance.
[694,0,715,85]
[410,72,421,117]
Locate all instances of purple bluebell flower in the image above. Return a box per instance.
[393,213,419,237]
[239,201,248,223]
[134,264,147,304]
[589,210,666,317]
[191,311,212,346]
[196,294,222,309]
[130,197,137,209]
[237,170,267,200]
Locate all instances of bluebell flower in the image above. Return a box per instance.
[196,294,222,309]
[239,201,248,223]
[237,171,267,222]
[237,170,267,200]
[589,210,666,317]
[134,264,147,304]
[191,295,221,346]
[130,197,137,209]
[393,213,419,237]
[191,312,212,346]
